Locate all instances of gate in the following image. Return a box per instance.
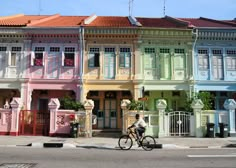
[168,111,192,136]
[19,110,50,136]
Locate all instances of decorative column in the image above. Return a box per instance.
[191,99,204,137]
[121,99,131,134]
[48,98,60,136]
[224,99,236,137]
[10,98,22,136]
[83,99,94,138]
[156,99,167,137]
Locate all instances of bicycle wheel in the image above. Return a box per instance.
[118,135,133,150]
[141,135,156,151]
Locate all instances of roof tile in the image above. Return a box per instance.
[86,16,132,27]
[136,17,188,28]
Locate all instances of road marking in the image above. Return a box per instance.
[188,155,236,158]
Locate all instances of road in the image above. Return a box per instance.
[0,147,235,168]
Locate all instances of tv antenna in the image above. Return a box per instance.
[163,0,166,16]
[38,0,42,15]
[129,0,134,16]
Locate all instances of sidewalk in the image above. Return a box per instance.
[0,136,236,149]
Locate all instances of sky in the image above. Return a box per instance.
[0,0,235,20]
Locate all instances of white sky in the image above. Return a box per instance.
[0,0,235,20]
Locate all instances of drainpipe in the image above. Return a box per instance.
[191,28,198,98]
[79,26,85,102]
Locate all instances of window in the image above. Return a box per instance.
[32,47,45,66]
[212,49,222,55]
[226,56,236,71]
[160,48,170,54]
[227,50,236,55]
[10,53,16,66]
[145,48,155,53]
[198,49,209,70]
[12,47,21,52]
[34,53,44,66]
[50,47,60,52]
[119,48,131,68]
[198,49,208,54]
[63,47,75,67]
[174,49,185,54]
[0,47,7,51]
[88,48,100,67]
[198,55,209,70]
[144,48,156,68]
[10,47,21,66]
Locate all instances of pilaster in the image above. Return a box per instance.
[191,99,204,137]
[121,99,131,134]
[156,99,167,137]
[10,97,22,136]
[83,99,94,138]
[224,99,236,136]
[48,98,60,136]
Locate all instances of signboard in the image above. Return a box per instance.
[138,97,148,101]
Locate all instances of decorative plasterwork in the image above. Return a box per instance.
[197,31,236,41]
[139,29,192,37]
[85,28,138,35]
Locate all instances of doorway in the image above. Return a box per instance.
[104,99,117,128]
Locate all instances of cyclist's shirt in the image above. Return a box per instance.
[133,118,147,128]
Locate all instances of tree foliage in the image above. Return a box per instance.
[59,96,84,110]
[184,91,214,111]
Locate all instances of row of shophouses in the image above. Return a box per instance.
[0,14,236,137]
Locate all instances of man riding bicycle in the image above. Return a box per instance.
[128,113,147,144]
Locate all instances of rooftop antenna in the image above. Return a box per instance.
[38,0,42,15]
[129,0,134,16]
[163,0,166,16]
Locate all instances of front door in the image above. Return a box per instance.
[37,98,50,136]
[104,100,117,128]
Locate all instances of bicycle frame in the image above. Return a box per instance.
[126,128,142,141]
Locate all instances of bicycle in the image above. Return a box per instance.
[118,127,156,151]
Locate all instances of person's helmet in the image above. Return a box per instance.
[135,113,140,119]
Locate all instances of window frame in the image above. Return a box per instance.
[62,47,75,67]
[88,47,100,68]
[119,48,131,68]
[32,47,45,66]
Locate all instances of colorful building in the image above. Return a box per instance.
[0,14,236,137]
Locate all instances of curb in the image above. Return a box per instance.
[1,143,236,149]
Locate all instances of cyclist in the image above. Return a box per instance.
[128,113,147,145]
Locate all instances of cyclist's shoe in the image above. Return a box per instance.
[138,141,142,147]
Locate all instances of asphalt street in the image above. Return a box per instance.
[0,147,235,168]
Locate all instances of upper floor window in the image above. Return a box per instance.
[50,47,60,52]
[63,47,75,67]
[0,47,7,51]
[198,55,209,70]
[10,47,22,66]
[198,49,208,55]
[33,47,45,66]
[144,48,156,68]
[119,48,131,68]
[226,49,236,55]
[88,48,100,67]
[12,47,22,52]
[174,49,185,54]
[212,49,222,55]
[145,48,155,53]
[160,48,170,54]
